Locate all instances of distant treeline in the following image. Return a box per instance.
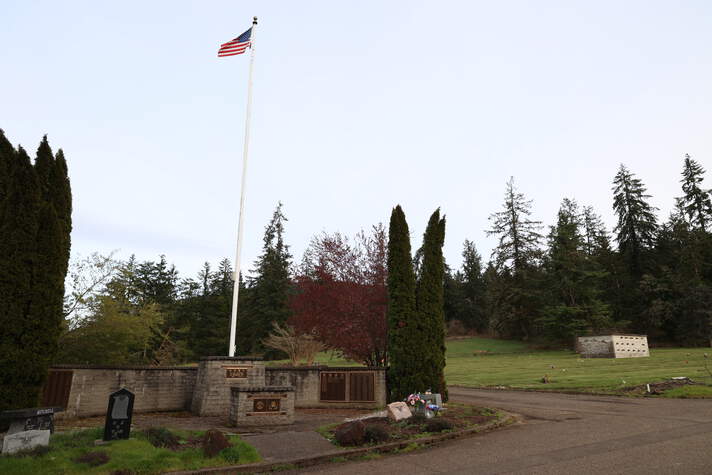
[58,156,712,367]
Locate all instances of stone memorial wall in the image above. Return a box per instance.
[44,362,387,420]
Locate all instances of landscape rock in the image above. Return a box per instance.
[202,429,231,457]
[334,420,366,446]
[2,429,50,455]
[387,401,412,421]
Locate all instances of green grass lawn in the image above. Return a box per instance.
[276,337,712,396]
[445,340,712,394]
[0,427,260,475]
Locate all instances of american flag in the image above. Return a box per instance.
[218,28,252,57]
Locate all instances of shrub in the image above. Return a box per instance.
[202,429,232,457]
[408,414,428,425]
[364,424,390,444]
[424,418,453,433]
[74,450,110,467]
[334,421,366,446]
[219,446,242,463]
[144,427,180,449]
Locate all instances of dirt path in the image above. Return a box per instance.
[293,387,712,474]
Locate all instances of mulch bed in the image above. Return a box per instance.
[328,404,497,445]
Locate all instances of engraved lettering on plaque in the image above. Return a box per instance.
[225,367,248,379]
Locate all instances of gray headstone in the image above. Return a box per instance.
[2,430,50,455]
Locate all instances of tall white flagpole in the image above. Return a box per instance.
[228,16,258,357]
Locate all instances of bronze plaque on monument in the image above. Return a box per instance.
[253,398,281,412]
[225,367,248,379]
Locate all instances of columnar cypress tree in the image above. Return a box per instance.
[416,209,447,400]
[0,130,13,210]
[386,205,422,401]
[0,146,42,410]
[0,133,72,411]
[50,149,72,276]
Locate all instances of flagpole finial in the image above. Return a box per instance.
[253,16,258,25]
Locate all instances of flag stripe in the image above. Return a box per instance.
[218,27,253,58]
[220,43,249,52]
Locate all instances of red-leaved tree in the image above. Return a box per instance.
[289,225,388,366]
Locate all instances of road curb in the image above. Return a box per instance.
[170,411,519,474]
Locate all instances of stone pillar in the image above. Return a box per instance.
[191,357,265,417]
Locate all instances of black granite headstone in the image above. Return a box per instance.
[103,388,135,441]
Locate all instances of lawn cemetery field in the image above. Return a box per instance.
[273,337,712,397]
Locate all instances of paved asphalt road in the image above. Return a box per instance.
[295,387,712,474]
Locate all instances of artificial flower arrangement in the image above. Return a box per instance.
[406,392,441,416]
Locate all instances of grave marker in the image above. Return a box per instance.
[103,388,135,441]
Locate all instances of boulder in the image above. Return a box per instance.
[387,401,412,422]
[334,420,366,446]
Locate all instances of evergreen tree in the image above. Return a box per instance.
[539,199,611,344]
[177,260,234,358]
[458,240,487,332]
[240,203,292,357]
[443,263,464,328]
[487,177,543,274]
[0,130,15,225]
[0,145,42,410]
[612,165,658,332]
[386,205,423,401]
[612,164,658,276]
[678,154,712,231]
[416,209,447,399]
[50,149,72,276]
[486,178,544,339]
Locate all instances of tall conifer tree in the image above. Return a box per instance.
[241,203,292,357]
[0,146,42,410]
[416,209,447,399]
[0,134,72,410]
[486,178,544,339]
[540,199,611,343]
[612,164,658,276]
[678,154,712,231]
[386,205,422,401]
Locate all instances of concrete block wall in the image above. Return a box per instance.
[190,357,265,417]
[266,366,387,408]
[576,336,614,357]
[612,335,650,357]
[577,335,649,358]
[51,365,197,419]
[47,362,386,420]
[229,386,295,427]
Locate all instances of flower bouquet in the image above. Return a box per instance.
[406,393,440,418]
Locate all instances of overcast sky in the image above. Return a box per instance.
[3,1,712,279]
